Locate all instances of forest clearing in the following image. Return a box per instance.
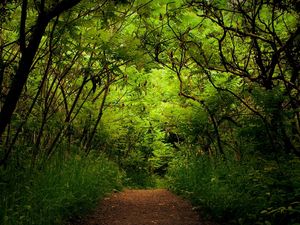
[0,0,299,225]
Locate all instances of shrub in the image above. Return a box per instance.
[167,154,300,225]
[0,153,122,225]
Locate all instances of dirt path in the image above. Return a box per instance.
[70,189,214,225]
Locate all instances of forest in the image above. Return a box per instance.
[0,0,299,224]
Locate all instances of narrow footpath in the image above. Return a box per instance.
[70,189,214,225]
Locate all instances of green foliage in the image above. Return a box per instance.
[167,154,300,225]
[97,68,182,187]
[1,0,300,224]
[0,151,122,225]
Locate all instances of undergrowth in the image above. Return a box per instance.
[0,152,122,225]
[167,154,300,225]
[122,169,158,188]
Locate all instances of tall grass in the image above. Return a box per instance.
[167,154,300,225]
[0,152,122,225]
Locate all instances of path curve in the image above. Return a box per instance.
[70,189,214,225]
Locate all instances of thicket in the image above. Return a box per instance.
[0,1,134,224]
[0,151,122,225]
[168,154,300,224]
[136,0,300,224]
[0,0,299,224]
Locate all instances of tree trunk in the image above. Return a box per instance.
[0,0,82,139]
[0,15,48,139]
[85,83,110,155]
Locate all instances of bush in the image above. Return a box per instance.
[0,153,122,225]
[167,154,300,225]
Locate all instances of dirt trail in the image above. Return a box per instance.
[70,189,214,225]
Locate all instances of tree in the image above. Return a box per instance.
[138,0,300,156]
[0,0,83,139]
[0,0,141,165]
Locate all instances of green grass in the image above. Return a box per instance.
[0,153,122,225]
[167,154,300,225]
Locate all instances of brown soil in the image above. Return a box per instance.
[70,189,215,225]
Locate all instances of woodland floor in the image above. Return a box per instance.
[69,189,216,225]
